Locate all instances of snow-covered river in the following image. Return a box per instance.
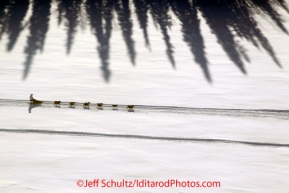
[1,0,289,192]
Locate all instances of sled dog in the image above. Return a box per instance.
[126,105,134,110]
[54,101,61,106]
[83,102,90,108]
[69,102,76,107]
[96,103,103,108]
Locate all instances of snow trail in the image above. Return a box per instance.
[0,99,289,119]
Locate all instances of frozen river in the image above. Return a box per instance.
[1,0,289,192]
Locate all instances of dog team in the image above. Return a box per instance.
[29,94,134,110]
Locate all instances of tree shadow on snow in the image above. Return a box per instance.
[0,0,288,82]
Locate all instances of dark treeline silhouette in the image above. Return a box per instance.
[0,0,288,82]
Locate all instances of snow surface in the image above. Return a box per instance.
[1,2,289,193]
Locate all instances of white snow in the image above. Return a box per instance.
[1,2,289,193]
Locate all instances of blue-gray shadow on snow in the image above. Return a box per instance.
[28,103,41,113]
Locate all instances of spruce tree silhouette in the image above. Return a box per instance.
[275,0,289,13]
[250,0,288,34]
[86,0,113,82]
[149,0,175,68]
[56,0,64,26]
[114,0,136,65]
[171,0,211,82]
[133,0,150,50]
[57,0,82,55]
[197,0,248,74]
[217,0,282,68]
[23,0,51,80]
[6,0,29,52]
[0,0,10,41]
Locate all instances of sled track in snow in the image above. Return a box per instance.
[0,99,289,119]
[0,128,288,148]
